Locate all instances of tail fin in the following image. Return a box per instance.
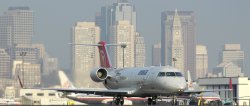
[98,41,112,68]
[229,77,233,91]
[187,70,194,90]
[58,70,75,88]
[69,41,125,68]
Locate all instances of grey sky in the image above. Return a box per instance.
[1,0,250,76]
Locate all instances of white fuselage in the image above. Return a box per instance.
[103,66,187,97]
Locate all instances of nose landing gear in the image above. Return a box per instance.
[147,96,157,105]
[113,96,124,105]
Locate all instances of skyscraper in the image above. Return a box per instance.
[161,10,196,73]
[72,22,100,88]
[196,45,208,79]
[96,0,136,42]
[213,62,243,77]
[110,21,135,68]
[0,7,33,49]
[220,44,244,71]
[13,61,41,87]
[0,49,11,79]
[168,10,184,72]
[152,43,161,66]
[11,44,40,64]
[135,32,145,67]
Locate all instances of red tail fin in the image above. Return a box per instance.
[98,41,112,68]
[229,77,233,91]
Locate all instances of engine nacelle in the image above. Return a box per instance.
[90,68,108,82]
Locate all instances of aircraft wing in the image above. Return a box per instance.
[41,88,137,96]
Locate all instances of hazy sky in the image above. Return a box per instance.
[1,0,250,76]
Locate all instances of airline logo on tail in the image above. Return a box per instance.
[98,41,112,68]
[70,41,123,68]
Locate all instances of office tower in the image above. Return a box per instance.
[96,0,136,42]
[110,21,135,68]
[72,22,100,88]
[0,7,33,49]
[164,10,184,72]
[220,44,244,71]
[32,44,46,59]
[213,62,243,77]
[42,55,58,75]
[135,32,145,67]
[0,49,11,79]
[196,45,208,79]
[13,61,41,87]
[152,43,161,66]
[161,10,196,73]
[11,44,40,64]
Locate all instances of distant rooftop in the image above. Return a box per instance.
[8,7,30,11]
[117,0,129,3]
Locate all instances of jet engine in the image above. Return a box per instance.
[90,68,108,82]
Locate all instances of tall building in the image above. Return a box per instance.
[0,7,33,49]
[135,32,145,67]
[72,22,100,88]
[11,44,40,64]
[42,54,58,75]
[220,44,244,71]
[0,49,11,79]
[213,62,243,77]
[95,0,136,42]
[152,43,161,66]
[161,10,196,73]
[166,10,185,72]
[195,45,208,79]
[110,21,135,68]
[13,61,41,88]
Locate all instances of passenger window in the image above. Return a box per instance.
[175,72,183,77]
[166,72,176,76]
[157,72,165,77]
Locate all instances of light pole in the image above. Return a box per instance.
[20,51,27,87]
[172,58,177,68]
[121,44,127,68]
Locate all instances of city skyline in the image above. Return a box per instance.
[0,0,250,76]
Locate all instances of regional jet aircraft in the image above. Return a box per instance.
[50,41,187,105]
[20,41,211,105]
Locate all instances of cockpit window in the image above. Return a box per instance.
[175,72,183,77]
[157,72,165,77]
[166,72,176,76]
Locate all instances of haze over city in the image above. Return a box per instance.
[1,0,249,76]
[1,0,250,105]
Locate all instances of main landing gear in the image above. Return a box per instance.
[147,96,157,105]
[113,96,124,105]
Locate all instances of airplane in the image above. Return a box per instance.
[19,41,214,105]
[52,41,188,105]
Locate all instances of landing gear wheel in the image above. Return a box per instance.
[148,97,157,105]
[120,97,124,105]
[148,98,152,105]
[152,96,157,105]
[113,96,124,105]
[114,98,120,105]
